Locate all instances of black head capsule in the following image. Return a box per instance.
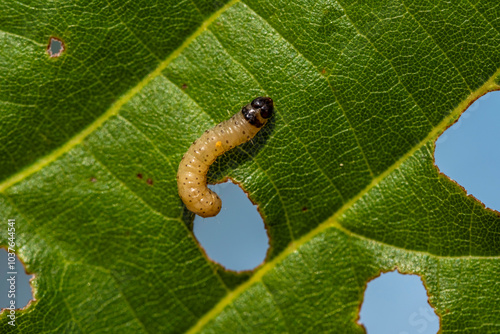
[243,97,274,127]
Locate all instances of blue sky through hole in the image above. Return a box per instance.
[0,249,33,309]
[193,180,269,272]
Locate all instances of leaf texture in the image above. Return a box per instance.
[1,0,500,333]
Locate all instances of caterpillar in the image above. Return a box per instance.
[177,97,274,217]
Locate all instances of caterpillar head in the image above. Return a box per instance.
[242,97,274,127]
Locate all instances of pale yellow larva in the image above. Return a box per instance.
[177,97,274,217]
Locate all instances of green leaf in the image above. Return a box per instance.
[1,0,500,333]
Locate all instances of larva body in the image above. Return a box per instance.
[177,97,274,217]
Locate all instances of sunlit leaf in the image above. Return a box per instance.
[1,0,499,333]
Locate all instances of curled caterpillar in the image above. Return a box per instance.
[177,97,274,217]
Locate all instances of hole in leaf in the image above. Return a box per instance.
[193,180,269,271]
[47,37,64,57]
[0,248,34,311]
[359,270,439,334]
[435,91,500,211]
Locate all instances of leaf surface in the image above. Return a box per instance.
[1,0,500,333]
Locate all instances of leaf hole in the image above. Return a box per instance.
[435,91,500,211]
[0,248,35,313]
[193,180,269,271]
[359,270,439,334]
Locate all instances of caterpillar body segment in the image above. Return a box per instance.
[177,97,274,217]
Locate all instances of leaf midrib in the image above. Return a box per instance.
[1,1,499,332]
[185,72,500,333]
